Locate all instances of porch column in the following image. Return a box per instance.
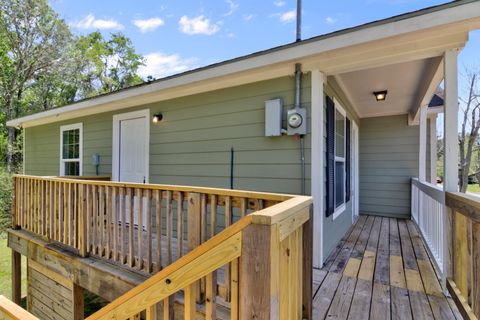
[311,69,327,268]
[443,49,459,284]
[443,49,459,192]
[430,114,438,184]
[419,105,428,181]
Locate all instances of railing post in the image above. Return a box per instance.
[239,223,280,319]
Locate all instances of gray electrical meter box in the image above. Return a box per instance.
[265,99,283,136]
[287,108,307,135]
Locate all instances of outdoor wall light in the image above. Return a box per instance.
[373,90,388,101]
[152,113,163,123]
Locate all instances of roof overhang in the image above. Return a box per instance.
[8,0,480,128]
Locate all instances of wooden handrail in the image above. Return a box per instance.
[13,174,293,202]
[0,295,38,320]
[445,192,480,320]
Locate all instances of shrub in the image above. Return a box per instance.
[0,168,12,233]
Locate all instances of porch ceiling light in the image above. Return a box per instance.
[152,113,163,123]
[373,90,388,101]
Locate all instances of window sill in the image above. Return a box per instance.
[332,204,346,221]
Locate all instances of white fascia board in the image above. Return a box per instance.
[8,0,480,128]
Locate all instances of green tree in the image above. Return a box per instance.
[75,32,145,99]
[0,0,73,172]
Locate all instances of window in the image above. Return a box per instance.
[326,96,350,220]
[60,123,83,176]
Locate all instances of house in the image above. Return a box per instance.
[2,1,480,319]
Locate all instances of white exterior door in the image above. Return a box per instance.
[119,117,148,183]
[112,109,150,227]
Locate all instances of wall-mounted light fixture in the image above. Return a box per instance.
[373,90,388,101]
[152,113,163,123]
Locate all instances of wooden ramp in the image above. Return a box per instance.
[312,215,461,320]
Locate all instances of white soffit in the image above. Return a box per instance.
[336,57,443,118]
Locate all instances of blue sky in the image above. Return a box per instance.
[49,0,479,86]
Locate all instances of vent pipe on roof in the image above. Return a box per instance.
[296,0,302,42]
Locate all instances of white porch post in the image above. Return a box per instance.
[311,69,326,268]
[443,49,459,285]
[430,115,438,184]
[443,50,459,192]
[419,105,428,181]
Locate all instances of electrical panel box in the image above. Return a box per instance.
[287,108,307,135]
[265,99,283,136]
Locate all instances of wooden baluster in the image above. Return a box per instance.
[240,198,247,218]
[20,178,25,228]
[145,304,157,320]
[164,190,174,319]
[49,181,54,240]
[41,180,46,236]
[99,185,105,257]
[67,182,72,246]
[79,184,88,256]
[455,212,468,299]
[231,257,239,320]
[177,192,184,258]
[120,188,126,264]
[146,189,152,273]
[187,193,202,302]
[86,184,92,254]
[205,194,217,318]
[166,190,173,264]
[137,188,144,271]
[60,182,65,244]
[224,196,232,302]
[128,188,135,268]
[155,190,162,272]
[200,194,207,300]
[73,183,78,247]
[106,186,112,259]
[113,187,119,262]
[92,185,98,255]
[184,284,196,319]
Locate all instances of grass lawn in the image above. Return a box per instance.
[0,235,26,299]
[467,184,480,194]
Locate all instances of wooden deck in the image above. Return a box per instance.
[312,215,461,320]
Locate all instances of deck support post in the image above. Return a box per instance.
[11,250,21,305]
[419,105,428,182]
[311,69,327,268]
[72,283,84,320]
[442,48,459,287]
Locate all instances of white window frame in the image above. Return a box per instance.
[333,99,347,220]
[60,123,83,176]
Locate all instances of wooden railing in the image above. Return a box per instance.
[411,178,446,276]
[0,295,38,320]
[86,195,313,319]
[445,192,480,320]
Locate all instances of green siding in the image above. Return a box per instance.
[23,73,363,263]
[359,115,419,218]
[25,75,312,195]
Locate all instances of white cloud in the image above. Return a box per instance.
[243,14,255,21]
[178,15,220,35]
[279,9,296,24]
[71,14,124,30]
[138,52,197,79]
[223,0,239,17]
[132,17,165,33]
[274,0,286,7]
[325,16,337,24]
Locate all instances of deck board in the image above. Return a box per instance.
[313,215,461,320]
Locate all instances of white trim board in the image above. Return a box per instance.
[59,123,83,176]
[112,109,150,183]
